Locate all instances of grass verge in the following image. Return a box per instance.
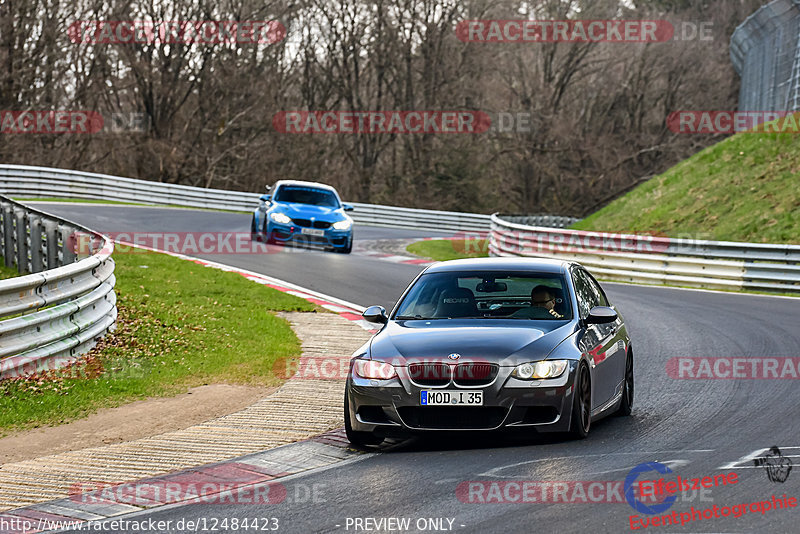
[0,248,316,434]
[0,262,20,280]
[406,239,489,261]
[571,133,800,244]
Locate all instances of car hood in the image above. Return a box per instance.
[272,202,345,221]
[369,319,575,367]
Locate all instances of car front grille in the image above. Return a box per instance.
[292,219,331,229]
[397,406,508,430]
[408,362,498,387]
[408,363,451,387]
[453,363,498,386]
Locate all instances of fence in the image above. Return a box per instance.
[0,196,116,378]
[731,0,800,112]
[0,164,577,233]
[490,214,800,294]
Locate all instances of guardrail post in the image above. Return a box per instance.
[14,207,27,272]
[1,202,12,268]
[28,214,44,273]
[59,224,77,265]
[43,219,59,270]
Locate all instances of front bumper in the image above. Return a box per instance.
[346,361,579,435]
[267,221,352,249]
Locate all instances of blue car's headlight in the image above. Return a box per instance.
[332,219,352,230]
[270,212,292,224]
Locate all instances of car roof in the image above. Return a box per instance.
[273,180,338,193]
[423,257,573,274]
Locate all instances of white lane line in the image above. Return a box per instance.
[587,459,691,476]
[718,448,770,469]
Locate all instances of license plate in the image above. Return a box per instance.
[420,390,483,406]
[300,228,325,236]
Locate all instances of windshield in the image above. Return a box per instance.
[274,186,340,207]
[393,271,572,320]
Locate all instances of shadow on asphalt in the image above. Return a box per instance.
[358,414,633,454]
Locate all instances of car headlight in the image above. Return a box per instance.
[353,359,397,380]
[512,360,568,379]
[332,219,352,231]
[270,212,292,224]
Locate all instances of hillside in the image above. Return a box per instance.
[572,133,800,244]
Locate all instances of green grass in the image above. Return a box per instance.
[0,262,21,280]
[572,133,800,244]
[0,248,316,433]
[407,238,489,261]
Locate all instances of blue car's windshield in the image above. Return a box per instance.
[274,186,339,207]
[394,271,573,320]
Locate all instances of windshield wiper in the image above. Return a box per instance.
[395,315,438,320]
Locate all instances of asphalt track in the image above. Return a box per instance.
[33,204,800,534]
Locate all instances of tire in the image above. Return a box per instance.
[336,240,352,254]
[615,350,634,416]
[568,362,592,439]
[250,216,260,241]
[264,222,278,245]
[344,390,384,447]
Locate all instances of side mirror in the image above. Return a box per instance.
[362,305,388,324]
[260,194,271,202]
[585,306,617,325]
[343,204,354,212]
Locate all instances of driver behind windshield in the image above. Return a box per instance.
[512,285,564,319]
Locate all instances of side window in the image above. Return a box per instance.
[572,270,595,319]
[582,270,609,307]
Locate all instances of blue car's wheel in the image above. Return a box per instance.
[336,238,352,254]
[265,225,278,244]
[250,216,261,241]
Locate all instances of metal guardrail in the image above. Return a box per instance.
[490,214,800,294]
[0,164,575,233]
[0,196,116,378]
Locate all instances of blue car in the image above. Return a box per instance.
[251,180,355,253]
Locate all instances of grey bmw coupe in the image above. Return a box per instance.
[344,257,633,446]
